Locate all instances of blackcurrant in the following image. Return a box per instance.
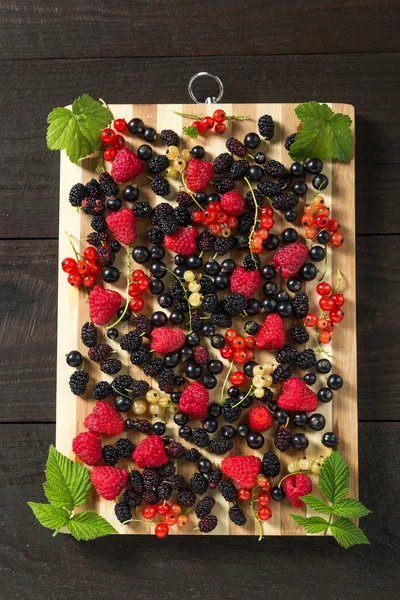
[254,152,266,164]
[247,431,264,449]
[127,118,144,134]
[304,372,317,385]
[150,261,167,278]
[277,302,293,318]
[248,165,264,181]
[261,297,277,314]
[227,386,240,398]
[291,433,309,450]
[246,298,261,315]
[170,310,185,325]
[202,374,217,389]
[115,396,132,412]
[214,273,229,289]
[107,197,122,211]
[308,413,326,431]
[187,332,200,347]
[208,359,223,375]
[318,387,333,403]
[66,351,83,367]
[174,254,186,266]
[186,255,202,270]
[204,260,220,276]
[312,173,329,190]
[202,324,215,337]
[137,144,153,160]
[163,353,179,368]
[132,246,151,264]
[149,279,164,295]
[271,486,286,502]
[305,157,323,174]
[117,307,131,321]
[282,228,298,243]
[208,403,222,418]
[202,417,218,433]
[211,334,225,349]
[102,266,120,283]
[292,181,308,196]
[261,265,276,280]
[327,374,343,390]
[238,393,253,409]
[244,320,259,335]
[275,409,289,424]
[106,328,119,340]
[284,209,297,223]
[237,423,250,437]
[196,191,207,203]
[316,359,332,374]
[170,391,181,403]
[197,458,212,473]
[263,281,278,297]
[293,412,308,427]
[290,162,305,177]
[179,425,192,439]
[317,230,330,244]
[309,245,326,262]
[220,259,236,274]
[151,245,165,260]
[152,421,166,436]
[244,132,260,149]
[222,425,237,439]
[123,185,140,202]
[287,277,302,292]
[143,127,156,142]
[244,360,258,378]
[322,432,338,448]
[151,311,168,327]
[299,263,318,281]
[263,234,279,250]
[191,145,205,159]
[185,362,202,379]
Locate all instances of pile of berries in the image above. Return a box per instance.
[305,278,345,344]
[61,245,101,289]
[127,268,150,313]
[220,328,256,365]
[191,109,229,136]
[301,195,343,247]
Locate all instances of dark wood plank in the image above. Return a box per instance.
[0,422,397,599]
[0,53,399,238]
[1,236,398,422]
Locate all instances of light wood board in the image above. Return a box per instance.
[56,103,356,536]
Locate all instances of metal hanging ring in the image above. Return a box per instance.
[188,72,224,104]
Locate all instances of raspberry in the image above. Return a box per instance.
[229,504,247,526]
[69,183,85,207]
[176,489,196,508]
[258,114,275,140]
[277,378,318,412]
[115,501,132,524]
[166,443,185,459]
[272,194,299,212]
[271,242,309,279]
[150,327,186,353]
[226,137,247,157]
[292,291,309,319]
[291,323,310,344]
[257,180,282,198]
[178,382,209,419]
[230,266,260,299]
[176,191,193,207]
[274,425,292,451]
[264,160,286,178]
[195,496,215,519]
[192,428,210,448]
[272,363,293,383]
[92,381,112,400]
[100,358,122,375]
[133,435,169,469]
[150,174,171,197]
[81,321,97,347]
[198,515,218,533]
[106,208,136,245]
[248,406,273,432]
[99,172,119,197]
[213,152,233,174]
[213,177,235,194]
[193,346,209,365]
[160,129,179,146]
[262,452,281,478]
[102,445,119,466]
[88,344,112,362]
[220,191,245,216]
[72,431,101,465]
[221,292,247,316]
[69,371,89,396]
[186,158,213,192]
[111,148,143,182]
[221,455,262,489]
[120,330,142,352]
[164,226,198,256]
[208,438,233,455]
[256,313,285,351]
[295,348,317,370]
[213,236,237,256]
[91,466,129,501]
[282,473,312,508]
[190,473,209,495]
[218,480,237,501]
[275,344,299,364]
[148,154,169,174]
[84,400,125,436]
[229,160,249,180]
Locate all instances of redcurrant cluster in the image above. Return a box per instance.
[61,246,100,289]
[192,200,239,237]
[127,268,150,313]
[250,205,275,255]
[220,328,256,365]
[100,119,128,162]
[304,280,345,344]
[191,109,228,136]
[142,501,189,538]
[238,476,272,522]
[301,195,343,247]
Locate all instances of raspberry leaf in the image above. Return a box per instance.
[318,449,350,504]
[332,498,371,519]
[67,510,118,541]
[45,445,92,509]
[28,502,69,532]
[290,515,330,534]
[299,494,332,515]
[330,517,370,549]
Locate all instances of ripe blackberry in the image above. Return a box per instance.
[274,425,292,451]
[116,438,134,458]
[210,312,232,328]
[200,275,216,295]
[257,180,282,198]
[124,490,142,507]
[207,468,222,488]
[190,473,209,495]
[295,349,317,370]
[245,188,264,209]
[175,299,189,313]
[229,160,249,180]
[170,282,185,300]
[150,174,170,197]
[120,330,142,352]
[157,482,173,500]
[69,183,85,207]
[292,291,309,319]
[213,152,234,173]
[190,316,202,333]
[148,155,170,174]
[213,177,235,194]
[258,114,275,140]
[97,246,115,267]
[88,343,113,362]
[111,375,134,396]
[208,438,233,455]
[130,347,150,366]
[132,201,152,218]
[237,213,254,235]
[92,381,112,400]
[213,235,237,256]
[197,229,217,252]
[102,445,119,465]
[218,480,237,502]
[262,452,281,478]
[176,191,193,207]
[147,227,164,245]
[69,371,89,396]
[129,380,150,398]
[222,398,242,423]
[142,490,159,505]
[174,206,192,227]
[134,419,152,434]
[166,442,185,459]
[195,496,215,519]
[114,501,131,524]
[151,202,174,225]
[272,194,299,212]
[160,129,179,146]
[221,293,247,316]
[143,468,160,491]
[82,197,105,216]
[86,231,109,247]
[90,215,107,232]
[184,448,201,462]
[134,314,153,337]
[272,363,293,383]
[291,323,310,344]
[168,474,186,490]
[229,504,247,526]
[264,160,286,178]
[275,344,298,364]
[129,470,144,493]
[192,428,210,448]
[110,240,121,253]
[85,178,101,199]
[198,515,218,532]
[99,172,119,197]
[176,489,196,508]
[100,358,122,375]
[243,253,260,271]
[285,132,298,151]
[158,368,175,393]
[202,293,219,313]
[159,214,179,235]
[81,321,97,348]
[143,360,163,381]
[158,462,176,478]
[226,137,247,157]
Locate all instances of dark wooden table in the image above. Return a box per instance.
[0,1,399,598]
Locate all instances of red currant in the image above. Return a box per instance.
[213,109,227,123]
[231,336,245,349]
[328,219,339,232]
[192,120,205,133]
[230,371,246,387]
[305,226,318,240]
[67,272,83,287]
[155,523,169,539]
[101,128,115,144]
[331,292,345,306]
[170,504,182,515]
[220,345,234,359]
[224,329,237,342]
[257,506,272,521]
[114,118,127,133]
[209,224,221,235]
[128,282,140,297]
[260,206,273,217]
[260,215,274,230]
[191,210,204,223]
[319,296,335,311]
[324,321,335,332]
[201,116,215,130]
[314,214,329,228]
[207,201,221,212]
[129,296,144,312]
[330,232,344,247]
[305,313,318,327]
[226,216,238,228]
[238,488,252,501]
[260,480,272,493]
[257,492,271,506]
[114,134,125,150]
[77,261,90,275]
[156,502,170,515]
[137,277,150,291]
[142,505,156,519]
[244,335,256,348]
[132,269,145,279]
[83,247,97,261]
[233,349,248,364]
[203,210,216,224]
[329,308,344,323]
[301,214,314,226]
[83,274,96,288]
[319,331,332,344]
[216,211,227,224]
[316,282,332,296]
[61,257,77,273]
[164,512,177,527]
[317,318,329,330]
[103,146,117,161]
[215,122,227,134]
[86,260,101,275]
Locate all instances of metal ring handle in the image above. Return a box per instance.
[188,72,224,104]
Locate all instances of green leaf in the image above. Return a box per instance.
[318,449,350,504]
[45,445,92,510]
[183,125,199,139]
[289,101,352,163]
[300,494,332,515]
[67,510,118,541]
[330,517,369,549]
[28,502,69,531]
[290,514,330,534]
[333,498,371,519]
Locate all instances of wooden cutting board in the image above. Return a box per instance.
[56,103,356,536]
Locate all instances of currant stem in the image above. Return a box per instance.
[318,251,328,282]
[65,231,80,262]
[180,173,203,210]
[244,177,260,270]
[249,485,264,541]
[231,385,255,408]
[220,361,234,405]
[108,246,131,329]
[334,269,342,291]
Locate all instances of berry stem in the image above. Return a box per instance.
[249,485,264,541]
[108,246,132,328]
[220,361,234,405]
[334,269,342,291]
[318,250,328,282]
[180,173,204,210]
[231,385,254,408]
[173,110,250,121]
[244,177,260,270]
[277,472,300,488]
[65,231,80,263]
[314,334,333,358]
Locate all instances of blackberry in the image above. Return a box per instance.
[221,293,247,316]
[150,174,170,197]
[120,330,142,352]
[176,191,193,207]
[272,194,299,212]
[170,282,185,300]
[243,254,260,271]
[134,314,153,337]
[102,444,119,466]
[174,206,192,227]
[272,363,293,383]
[168,474,186,490]
[213,177,235,194]
[88,343,112,362]
[229,160,249,180]
[229,504,247,526]
[151,202,174,224]
[296,349,317,370]
[147,227,164,244]
[195,496,215,519]
[86,231,109,247]
[81,196,105,215]
[99,172,119,197]
[130,347,150,366]
[203,293,219,313]
[129,380,150,399]
[184,448,201,462]
[124,490,142,507]
[92,381,112,400]
[158,462,176,478]
[116,438,134,458]
[208,438,233,455]
[143,468,160,491]
[81,321,97,348]
[176,489,196,508]
[111,375,134,396]
[166,442,185,459]
[100,358,122,375]
[285,132,297,151]
[69,371,89,396]
[257,180,282,198]
[197,229,217,252]
[190,317,202,333]
[159,214,179,235]
[213,236,236,256]
[110,240,121,253]
[192,428,210,448]
[84,178,101,200]
[262,452,281,478]
[142,490,159,505]
[275,344,298,364]
[129,470,144,493]
[222,398,242,423]
[157,482,173,500]
[237,213,254,235]
[258,114,275,140]
[291,323,310,344]
[213,152,233,173]
[200,275,216,295]
[158,368,175,393]
[134,419,152,434]
[210,312,232,328]
[218,480,237,501]
[264,160,286,178]
[207,468,222,488]
[69,183,85,207]
[292,291,309,319]
[226,137,247,157]
[160,129,179,146]
[245,188,264,209]
[175,300,189,313]
[90,215,107,232]
[114,501,131,524]
[198,515,218,533]
[274,425,292,452]
[97,246,115,267]
[190,473,209,495]
[132,201,152,218]
[148,155,170,174]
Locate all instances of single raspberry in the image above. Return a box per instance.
[88,285,121,326]
[262,452,281,478]
[264,160,286,178]
[72,431,101,465]
[111,148,143,183]
[220,455,262,489]
[88,343,113,362]
[226,137,247,157]
[220,191,245,216]
[91,466,128,500]
[248,406,273,432]
[213,152,233,174]
[230,266,260,299]
[106,208,136,245]
[83,400,125,436]
[150,327,186,353]
[178,382,209,419]
[193,346,209,365]
[164,226,198,256]
[198,515,218,533]
[229,504,247,526]
[160,129,179,146]
[176,191,193,207]
[277,378,318,412]
[256,313,285,351]
[282,473,312,508]
[271,242,309,279]
[186,158,213,192]
[133,435,169,468]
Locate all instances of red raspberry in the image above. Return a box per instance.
[248,406,273,432]
[150,327,186,353]
[110,148,143,182]
[186,158,213,192]
[72,431,102,465]
[106,208,136,245]
[220,191,245,216]
[271,241,309,279]
[178,381,209,419]
[164,227,198,256]
[194,346,209,365]
[256,313,285,350]
[230,266,260,298]
[220,455,262,489]
[88,285,122,325]
[133,435,169,468]
[282,473,312,508]
[84,400,125,436]
[277,378,318,412]
[91,465,129,500]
